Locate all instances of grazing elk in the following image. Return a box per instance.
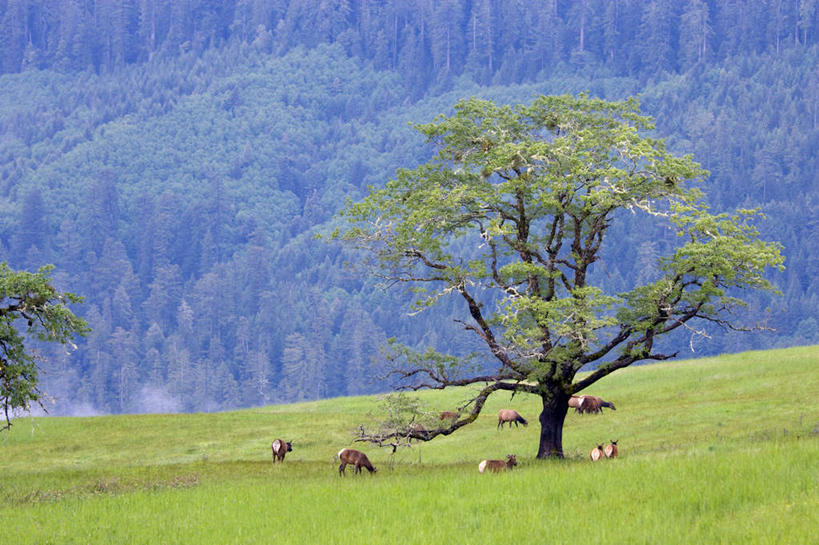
[337,448,377,475]
[569,395,616,414]
[408,423,430,442]
[497,409,528,429]
[590,444,605,461]
[478,454,517,473]
[439,411,459,421]
[271,439,292,463]
[604,440,619,459]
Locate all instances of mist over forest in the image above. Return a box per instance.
[1,0,816,415]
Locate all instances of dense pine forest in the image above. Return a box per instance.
[1,0,816,415]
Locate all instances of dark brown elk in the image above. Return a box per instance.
[604,440,619,458]
[478,454,517,473]
[590,444,604,461]
[271,439,292,463]
[439,411,459,421]
[337,448,377,475]
[569,395,616,414]
[497,409,528,429]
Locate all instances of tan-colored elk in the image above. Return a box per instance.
[478,454,517,473]
[497,409,528,429]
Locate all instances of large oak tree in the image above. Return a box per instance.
[334,94,783,458]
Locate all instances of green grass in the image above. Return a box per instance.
[3,346,818,544]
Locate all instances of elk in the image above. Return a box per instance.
[569,395,616,414]
[604,440,619,458]
[497,409,528,429]
[439,411,459,421]
[408,423,429,442]
[271,439,292,463]
[478,454,517,473]
[337,448,377,475]
[590,444,605,461]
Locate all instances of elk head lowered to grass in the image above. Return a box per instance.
[337,448,377,476]
[478,454,517,473]
[497,409,528,429]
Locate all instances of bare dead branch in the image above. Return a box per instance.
[354,380,537,446]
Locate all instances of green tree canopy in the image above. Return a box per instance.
[0,263,88,430]
[334,94,784,458]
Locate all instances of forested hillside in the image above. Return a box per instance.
[0,0,816,415]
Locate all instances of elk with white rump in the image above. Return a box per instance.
[568,395,616,414]
[478,454,517,473]
[590,444,605,461]
[271,439,292,463]
[604,440,619,458]
[337,448,377,475]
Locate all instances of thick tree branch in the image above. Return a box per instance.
[355,380,537,445]
[457,283,519,370]
[388,364,519,391]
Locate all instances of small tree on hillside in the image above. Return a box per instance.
[0,263,88,430]
[332,94,784,459]
[361,392,436,454]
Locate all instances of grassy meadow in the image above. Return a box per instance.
[3,346,818,544]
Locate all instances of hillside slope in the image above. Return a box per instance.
[3,346,817,544]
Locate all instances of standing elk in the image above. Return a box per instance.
[590,444,605,461]
[604,440,619,458]
[568,395,584,412]
[497,409,528,429]
[569,395,616,414]
[337,448,377,475]
[271,439,292,463]
[478,454,517,473]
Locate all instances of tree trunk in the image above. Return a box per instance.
[536,390,569,459]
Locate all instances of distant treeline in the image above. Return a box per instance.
[2,0,818,92]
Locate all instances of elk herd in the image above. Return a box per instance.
[270,393,620,475]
